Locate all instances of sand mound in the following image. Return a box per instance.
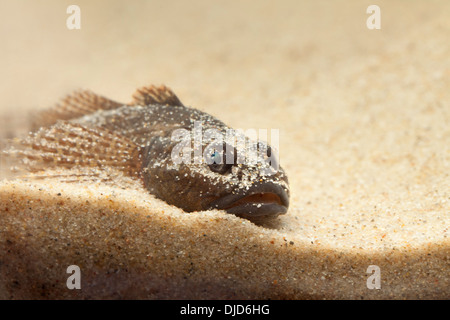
[0,175,448,299]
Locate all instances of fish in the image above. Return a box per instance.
[2,85,289,219]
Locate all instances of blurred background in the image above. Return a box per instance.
[1,0,447,129]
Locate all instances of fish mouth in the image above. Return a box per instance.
[209,182,289,218]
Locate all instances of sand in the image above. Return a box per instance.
[0,0,449,299]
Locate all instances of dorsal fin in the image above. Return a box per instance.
[31,90,123,131]
[131,85,184,107]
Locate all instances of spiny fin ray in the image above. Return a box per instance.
[131,85,184,107]
[31,90,123,130]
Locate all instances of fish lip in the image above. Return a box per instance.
[208,182,289,217]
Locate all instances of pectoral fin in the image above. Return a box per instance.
[3,121,142,178]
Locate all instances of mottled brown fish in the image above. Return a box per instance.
[3,85,289,219]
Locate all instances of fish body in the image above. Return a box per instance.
[3,86,289,218]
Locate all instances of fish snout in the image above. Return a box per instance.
[208,182,289,218]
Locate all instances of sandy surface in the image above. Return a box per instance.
[0,0,449,299]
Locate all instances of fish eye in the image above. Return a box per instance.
[258,143,278,170]
[209,162,232,174]
[207,147,233,174]
[266,146,278,170]
[210,151,222,164]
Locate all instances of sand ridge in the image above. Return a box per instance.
[0,177,448,299]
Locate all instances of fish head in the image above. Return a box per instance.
[141,128,289,219]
